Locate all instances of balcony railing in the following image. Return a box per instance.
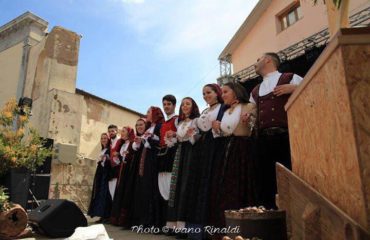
[225,6,370,83]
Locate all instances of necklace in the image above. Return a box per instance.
[228,101,239,115]
[209,102,219,111]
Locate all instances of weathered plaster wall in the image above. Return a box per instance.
[49,157,97,213]
[46,89,95,212]
[79,93,141,160]
[44,27,79,93]
[28,26,81,145]
[0,12,47,107]
[27,27,79,104]
[48,89,82,146]
[0,42,23,107]
[47,93,142,210]
[45,90,142,210]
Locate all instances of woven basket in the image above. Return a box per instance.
[224,209,288,240]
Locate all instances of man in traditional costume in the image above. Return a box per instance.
[250,52,303,209]
[158,94,178,232]
[107,124,121,201]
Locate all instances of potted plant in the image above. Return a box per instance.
[0,186,11,212]
[0,98,53,208]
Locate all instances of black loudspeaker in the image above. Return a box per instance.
[35,138,53,174]
[4,168,30,209]
[28,175,51,200]
[28,199,88,238]
[27,138,53,209]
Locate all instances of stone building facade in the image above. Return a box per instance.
[0,12,143,210]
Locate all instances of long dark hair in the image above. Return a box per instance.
[204,83,224,104]
[179,97,200,122]
[223,81,249,104]
[135,118,149,136]
[100,133,111,150]
[149,106,165,124]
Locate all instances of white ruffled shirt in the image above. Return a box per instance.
[132,125,159,150]
[213,104,242,137]
[221,104,242,136]
[119,141,130,162]
[249,71,303,103]
[110,136,119,149]
[176,119,199,145]
[132,140,140,151]
[196,104,221,132]
[99,148,109,167]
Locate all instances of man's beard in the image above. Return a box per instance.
[166,110,174,116]
[255,67,262,76]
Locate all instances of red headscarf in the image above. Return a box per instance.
[149,106,165,125]
[204,83,223,104]
[123,126,136,142]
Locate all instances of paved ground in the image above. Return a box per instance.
[21,226,176,240]
[19,217,177,240]
[101,224,175,240]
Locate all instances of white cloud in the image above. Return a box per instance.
[105,0,259,109]
[119,0,258,58]
[119,0,144,4]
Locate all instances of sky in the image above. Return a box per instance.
[0,0,259,114]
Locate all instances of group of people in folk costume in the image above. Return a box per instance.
[87,52,303,240]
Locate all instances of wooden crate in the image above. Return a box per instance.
[276,164,370,239]
[285,27,370,231]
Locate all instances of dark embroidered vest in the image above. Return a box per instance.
[252,73,294,130]
[159,116,178,147]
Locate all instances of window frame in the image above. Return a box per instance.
[279,2,303,32]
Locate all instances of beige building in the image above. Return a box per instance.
[0,12,143,210]
[218,0,370,83]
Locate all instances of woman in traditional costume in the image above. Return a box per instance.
[134,107,165,227]
[88,133,112,223]
[110,126,136,226]
[130,118,151,226]
[210,82,260,240]
[186,84,226,240]
[167,97,200,238]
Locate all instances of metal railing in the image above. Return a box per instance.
[228,6,370,82]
